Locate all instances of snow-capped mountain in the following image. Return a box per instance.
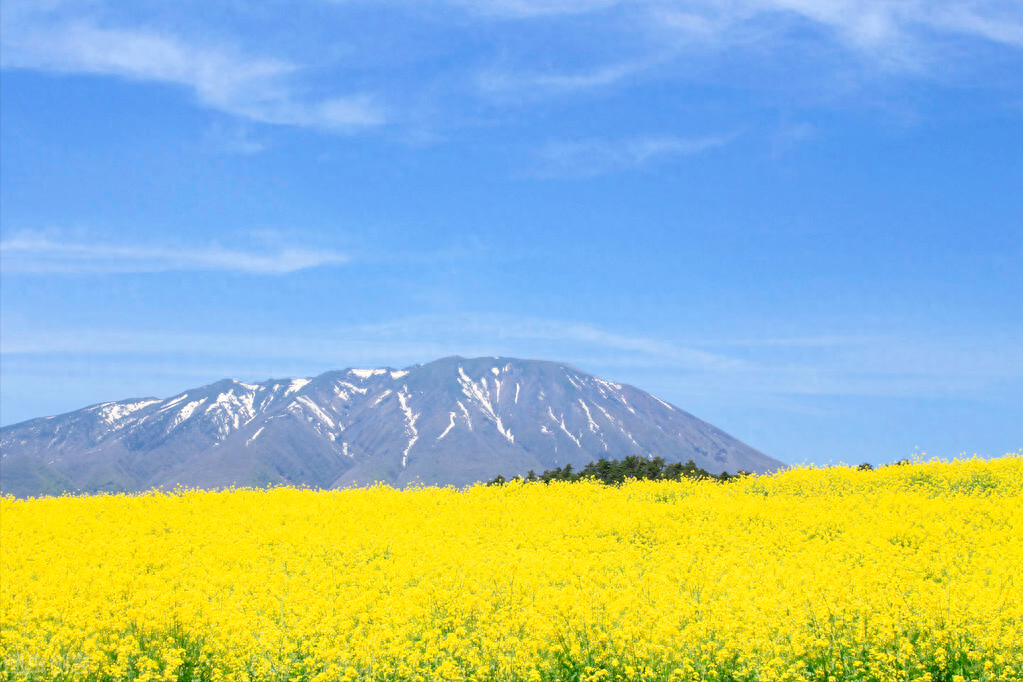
[0,356,783,496]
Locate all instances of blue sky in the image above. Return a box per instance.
[1,0,1021,466]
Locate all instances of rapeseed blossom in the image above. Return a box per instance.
[2,456,1021,681]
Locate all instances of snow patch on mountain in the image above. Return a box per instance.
[350,368,388,379]
[437,412,457,441]
[335,380,369,396]
[205,390,259,438]
[620,394,637,414]
[171,399,206,429]
[397,388,419,467]
[578,399,599,433]
[294,395,335,429]
[159,394,189,411]
[595,403,617,427]
[458,366,513,443]
[457,400,472,431]
[285,379,311,396]
[651,395,676,411]
[548,405,581,448]
[246,426,265,445]
[95,399,160,424]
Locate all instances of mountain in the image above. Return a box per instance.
[0,356,783,497]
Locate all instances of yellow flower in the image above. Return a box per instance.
[1,456,1020,681]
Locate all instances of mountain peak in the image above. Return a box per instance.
[0,357,783,497]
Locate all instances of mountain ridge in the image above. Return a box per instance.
[0,356,783,497]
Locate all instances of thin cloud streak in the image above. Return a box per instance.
[1,0,1019,143]
[0,21,384,131]
[0,315,749,376]
[472,0,1023,101]
[457,0,1023,50]
[3,314,1018,401]
[533,133,739,177]
[0,236,351,274]
[713,335,888,348]
[478,59,652,98]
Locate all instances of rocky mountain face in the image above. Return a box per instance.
[0,356,783,496]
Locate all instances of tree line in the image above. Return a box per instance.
[486,455,747,486]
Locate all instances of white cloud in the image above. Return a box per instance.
[456,0,1023,51]
[533,132,738,176]
[714,335,886,348]
[478,60,649,97]
[3,314,1019,403]
[0,21,384,131]
[1,0,1019,142]
[414,0,624,19]
[0,313,747,373]
[345,314,751,373]
[468,0,1023,83]
[0,235,351,274]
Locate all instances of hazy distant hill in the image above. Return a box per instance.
[0,356,783,497]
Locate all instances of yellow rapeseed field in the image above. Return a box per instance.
[2,457,1021,682]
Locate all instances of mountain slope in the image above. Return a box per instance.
[0,357,783,496]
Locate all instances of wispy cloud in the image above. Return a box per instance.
[470,0,1023,93]
[0,21,384,131]
[3,314,1019,402]
[478,60,650,98]
[713,335,886,348]
[444,0,622,19]
[344,314,750,373]
[0,313,747,373]
[456,0,1023,52]
[929,3,1023,46]
[2,0,1020,143]
[0,235,351,274]
[533,132,738,177]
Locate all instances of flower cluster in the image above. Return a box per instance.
[2,456,1021,681]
